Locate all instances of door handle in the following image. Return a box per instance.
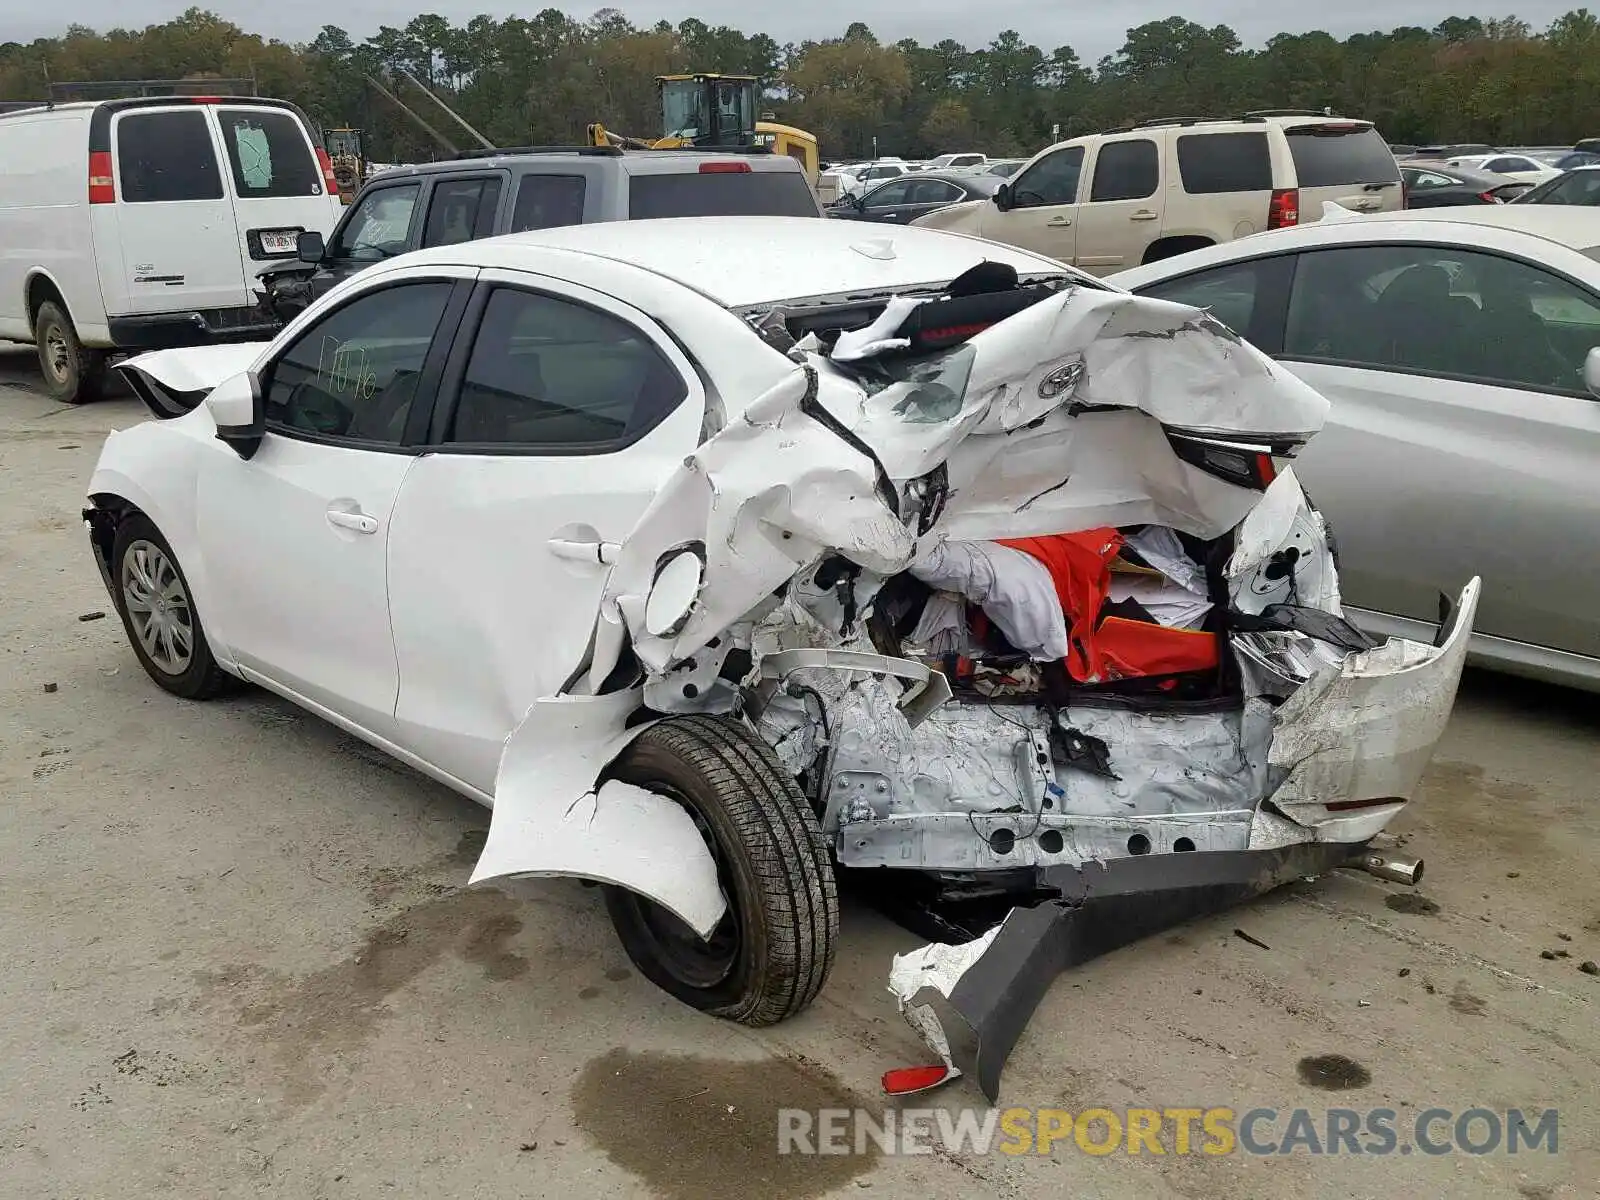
[1130,210,1159,221]
[326,509,378,534]
[548,537,620,565]
[1047,215,1072,226]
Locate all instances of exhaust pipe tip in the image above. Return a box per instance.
[1353,851,1424,886]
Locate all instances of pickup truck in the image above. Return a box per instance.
[256,143,822,323]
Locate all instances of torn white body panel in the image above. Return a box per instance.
[601,284,1329,678]
[1261,577,1479,834]
[474,688,727,938]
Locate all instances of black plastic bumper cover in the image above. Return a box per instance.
[923,840,1365,1102]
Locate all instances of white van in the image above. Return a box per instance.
[0,96,344,401]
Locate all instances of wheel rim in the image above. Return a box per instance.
[43,326,70,382]
[628,783,741,988]
[121,540,194,675]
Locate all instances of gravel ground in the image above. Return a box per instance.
[1,343,1595,1199]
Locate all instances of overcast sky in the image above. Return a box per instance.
[1,2,1578,63]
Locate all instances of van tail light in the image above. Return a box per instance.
[316,147,340,194]
[1168,430,1298,491]
[699,161,751,173]
[1267,187,1299,229]
[88,151,115,204]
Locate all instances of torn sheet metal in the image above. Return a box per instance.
[116,344,270,418]
[1264,577,1479,831]
[599,285,1330,676]
[473,688,728,937]
[888,841,1366,1103]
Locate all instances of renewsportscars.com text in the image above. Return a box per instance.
[777,1106,1559,1157]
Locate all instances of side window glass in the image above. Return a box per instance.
[422,177,503,248]
[1286,245,1600,391]
[332,184,420,259]
[1175,132,1271,194]
[264,282,453,443]
[115,110,224,202]
[911,180,962,204]
[1139,260,1271,339]
[1090,139,1160,202]
[865,180,912,207]
[510,174,586,231]
[449,288,687,448]
[1012,146,1084,207]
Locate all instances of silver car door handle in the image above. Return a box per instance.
[1130,210,1159,221]
[326,509,379,534]
[548,537,620,565]
[1048,215,1071,226]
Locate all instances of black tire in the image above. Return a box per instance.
[602,714,839,1026]
[110,513,236,700]
[35,300,106,404]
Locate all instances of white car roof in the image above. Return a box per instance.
[1109,207,1600,292]
[404,216,1073,309]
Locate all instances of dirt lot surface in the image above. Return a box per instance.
[1,344,1596,1198]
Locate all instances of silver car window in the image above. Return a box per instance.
[1284,244,1600,394]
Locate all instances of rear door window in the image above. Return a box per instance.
[445,287,687,449]
[1285,244,1600,392]
[115,109,224,203]
[1176,132,1272,194]
[627,170,818,218]
[1285,124,1400,186]
[422,176,503,247]
[1524,171,1600,205]
[217,109,323,198]
[510,174,586,231]
[1089,139,1159,202]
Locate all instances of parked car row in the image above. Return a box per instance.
[0,94,824,402]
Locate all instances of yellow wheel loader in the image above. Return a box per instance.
[586,73,820,189]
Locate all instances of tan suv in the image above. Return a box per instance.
[912,111,1404,274]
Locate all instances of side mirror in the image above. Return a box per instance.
[994,182,1013,212]
[1585,346,1600,398]
[297,230,326,263]
[207,369,266,460]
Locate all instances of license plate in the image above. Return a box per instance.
[259,229,299,255]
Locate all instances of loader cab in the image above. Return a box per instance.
[658,74,758,147]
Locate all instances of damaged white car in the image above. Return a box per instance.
[86,216,1477,1100]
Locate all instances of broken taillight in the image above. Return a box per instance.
[1167,430,1295,491]
[882,1065,955,1095]
[1267,188,1299,229]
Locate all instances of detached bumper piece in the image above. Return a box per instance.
[888,840,1364,1102]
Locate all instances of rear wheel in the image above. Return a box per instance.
[603,715,839,1025]
[111,513,235,700]
[35,301,106,404]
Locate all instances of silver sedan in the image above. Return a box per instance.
[1112,206,1600,691]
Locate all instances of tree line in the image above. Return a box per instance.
[4,8,1600,163]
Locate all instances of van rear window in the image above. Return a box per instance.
[218,109,324,198]
[628,169,818,219]
[1286,125,1401,187]
[116,110,224,203]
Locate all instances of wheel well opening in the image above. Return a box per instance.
[1142,236,1214,265]
[26,275,68,334]
[85,495,136,578]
